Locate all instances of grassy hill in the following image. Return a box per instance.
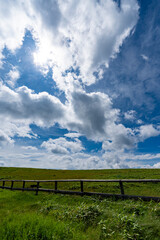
[1,167,160,239]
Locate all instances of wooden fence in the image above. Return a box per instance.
[0,179,160,202]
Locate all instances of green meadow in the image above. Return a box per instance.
[1,167,160,239]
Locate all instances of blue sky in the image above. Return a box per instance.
[0,0,160,169]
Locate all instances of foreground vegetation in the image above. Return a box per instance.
[1,190,160,240]
[1,167,160,239]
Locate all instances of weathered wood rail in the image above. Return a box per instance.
[0,179,160,202]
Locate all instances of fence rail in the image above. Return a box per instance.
[0,179,160,202]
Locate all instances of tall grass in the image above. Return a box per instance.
[1,189,160,239]
[1,167,160,239]
[1,213,73,240]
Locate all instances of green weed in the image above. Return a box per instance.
[1,167,160,239]
[117,214,144,239]
[0,213,73,240]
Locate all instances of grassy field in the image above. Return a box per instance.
[1,167,160,196]
[1,167,160,239]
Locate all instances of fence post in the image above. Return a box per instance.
[2,181,5,189]
[55,181,58,192]
[36,182,39,195]
[11,181,14,190]
[119,180,124,195]
[80,180,84,193]
[22,181,25,192]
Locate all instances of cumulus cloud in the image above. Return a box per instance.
[2,0,159,170]
[41,137,84,154]
[31,0,61,31]
[67,90,118,139]
[0,119,37,140]
[0,0,30,56]
[0,130,13,147]
[124,110,136,121]
[0,83,66,127]
[6,66,20,87]
[0,82,138,154]
[153,162,160,168]
[96,0,160,113]
[137,124,160,141]
[0,0,139,88]
[2,144,159,169]
[0,83,67,143]
[0,134,159,169]
[33,0,139,86]
[1,81,159,169]
[21,146,38,151]
[66,90,136,152]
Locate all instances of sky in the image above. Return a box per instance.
[0,0,160,169]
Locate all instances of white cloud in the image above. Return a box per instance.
[6,66,20,87]
[33,0,139,86]
[0,0,139,88]
[124,110,136,121]
[21,146,38,151]
[125,153,160,161]
[100,1,160,112]
[0,129,159,169]
[0,82,138,154]
[0,83,66,127]
[1,144,159,169]
[137,119,143,125]
[153,162,160,168]
[64,132,82,138]
[0,130,14,147]
[0,0,30,56]
[137,124,160,141]
[124,110,143,125]
[2,1,159,170]
[41,137,84,154]
[1,81,159,170]
[0,83,66,142]
[0,118,37,140]
[67,90,118,140]
[141,54,149,61]
[66,90,136,152]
